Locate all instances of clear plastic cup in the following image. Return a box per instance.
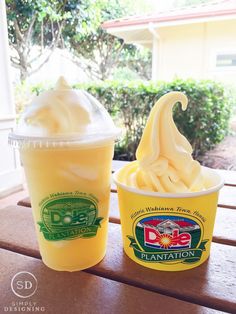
[9,79,119,271]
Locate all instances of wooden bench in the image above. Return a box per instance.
[0,161,236,313]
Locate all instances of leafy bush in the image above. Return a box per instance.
[15,78,233,160]
[14,81,52,115]
[74,79,232,160]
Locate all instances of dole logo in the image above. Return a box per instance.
[144,226,191,250]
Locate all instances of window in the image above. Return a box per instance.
[216,54,236,67]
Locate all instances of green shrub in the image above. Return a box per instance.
[74,79,232,160]
[15,78,233,160]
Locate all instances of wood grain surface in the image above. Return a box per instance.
[0,205,235,313]
[1,249,215,314]
[2,160,236,313]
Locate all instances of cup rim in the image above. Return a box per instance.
[8,132,119,149]
[113,166,224,199]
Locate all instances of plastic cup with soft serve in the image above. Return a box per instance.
[9,77,119,271]
[113,92,224,271]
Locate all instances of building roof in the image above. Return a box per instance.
[102,0,236,49]
[102,0,236,30]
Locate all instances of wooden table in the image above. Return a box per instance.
[0,161,236,314]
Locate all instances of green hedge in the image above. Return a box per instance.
[73,79,232,160]
[29,78,232,160]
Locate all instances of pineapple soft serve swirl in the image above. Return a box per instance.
[15,76,118,144]
[9,77,119,271]
[119,92,207,193]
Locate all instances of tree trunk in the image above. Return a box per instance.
[20,68,28,82]
[18,50,29,82]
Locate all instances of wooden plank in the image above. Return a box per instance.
[109,192,120,224]
[0,205,39,258]
[214,207,236,246]
[17,196,31,207]
[0,205,235,313]
[91,227,236,314]
[0,189,28,208]
[218,185,236,209]
[111,181,117,192]
[216,169,236,186]
[1,249,213,314]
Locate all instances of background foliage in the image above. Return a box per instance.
[6,0,151,82]
[27,78,233,160]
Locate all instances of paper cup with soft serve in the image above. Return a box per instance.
[9,77,119,271]
[113,92,223,271]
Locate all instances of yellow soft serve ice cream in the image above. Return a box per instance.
[16,76,117,142]
[24,77,91,135]
[118,92,207,193]
[9,77,119,271]
[114,91,224,271]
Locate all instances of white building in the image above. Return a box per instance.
[102,0,236,85]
